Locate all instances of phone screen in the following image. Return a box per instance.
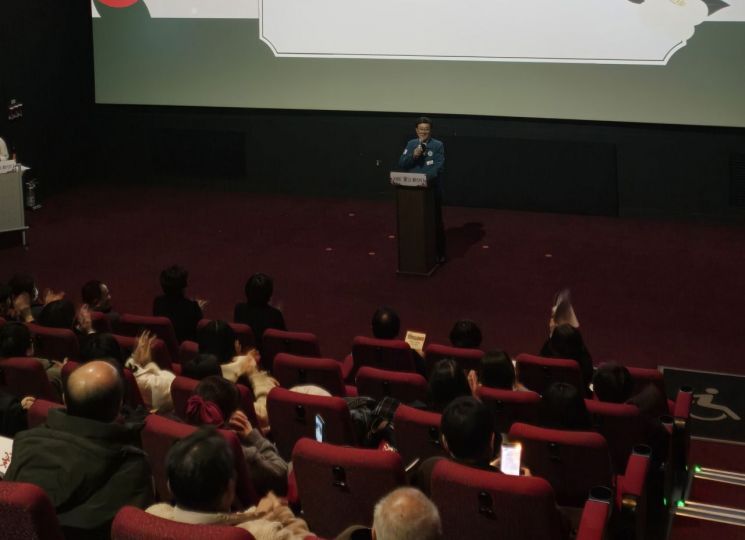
[500,442,521,476]
[315,414,325,442]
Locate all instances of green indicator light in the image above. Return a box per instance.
[694,465,702,473]
[676,500,685,508]
[663,497,668,506]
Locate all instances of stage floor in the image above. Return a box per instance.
[2,184,745,374]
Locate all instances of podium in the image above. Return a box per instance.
[390,171,438,276]
[0,162,27,246]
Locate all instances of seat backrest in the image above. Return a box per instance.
[262,329,321,373]
[423,343,484,375]
[198,319,256,350]
[476,386,541,434]
[267,387,356,460]
[27,323,80,362]
[113,333,174,371]
[355,366,428,403]
[274,353,346,396]
[515,353,585,396]
[141,414,257,509]
[430,459,565,540]
[627,366,667,401]
[178,340,199,365]
[586,399,645,472]
[26,398,64,428]
[111,506,255,540]
[393,404,446,465]
[118,314,180,365]
[170,376,258,427]
[0,357,60,402]
[62,360,145,409]
[170,376,199,420]
[0,481,64,540]
[351,336,415,379]
[508,422,612,507]
[89,311,112,333]
[292,438,404,538]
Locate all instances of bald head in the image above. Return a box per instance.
[372,488,441,540]
[65,360,124,422]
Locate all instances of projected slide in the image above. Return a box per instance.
[92,0,743,64]
[90,0,745,127]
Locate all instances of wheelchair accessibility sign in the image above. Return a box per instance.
[663,367,745,443]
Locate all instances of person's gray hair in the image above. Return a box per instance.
[372,487,441,540]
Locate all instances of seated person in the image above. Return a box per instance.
[540,323,593,394]
[82,331,175,413]
[153,264,205,343]
[6,361,153,539]
[81,279,119,325]
[449,319,482,349]
[0,321,63,398]
[182,353,222,380]
[372,306,401,340]
[233,273,286,358]
[36,298,95,346]
[335,487,442,540]
[0,391,35,437]
[7,273,42,320]
[427,358,471,413]
[539,382,592,430]
[592,362,669,463]
[0,283,12,319]
[369,306,425,374]
[467,350,529,393]
[185,376,288,496]
[197,320,275,429]
[147,427,310,539]
[411,396,499,496]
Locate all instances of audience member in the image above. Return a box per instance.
[371,306,400,340]
[123,331,176,412]
[5,361,153,539]
[540,323,594,393]
[411,396,497,496]
[540,382,592,430]
[147,428,309,539]
[428,358,471,412]
[153,264,204,343]
[185,376,288,495]
[234,273,286,358]
[197,320,275,428]
[0,321,63,398]
[0,391,34,437]
[81,279,119,324]
[335,487,442,540]
[467,349,528,393]
[0,283,12,319]
[7,273,41,319]
[182,353,222,380]
[592,362,634,403]
[449,319,482,349]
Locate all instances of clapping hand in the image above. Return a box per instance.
[228,410,253,442]
[133,330,157,367]
[42,289,65,305]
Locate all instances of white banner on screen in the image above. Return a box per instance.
[91,0,258,18]
[259,0,724,65]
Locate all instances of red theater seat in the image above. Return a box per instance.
[111,506,255,540]
[266,387,356,460]
[0,481,64,540]
[292,438,405,538]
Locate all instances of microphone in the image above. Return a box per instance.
[419,142,427,156]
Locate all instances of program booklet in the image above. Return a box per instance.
[404,330,426,353]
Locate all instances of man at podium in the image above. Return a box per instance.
[398,117,446,262]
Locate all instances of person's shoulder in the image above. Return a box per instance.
[431,138,444,148]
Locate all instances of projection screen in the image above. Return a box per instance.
[91,0,745,127]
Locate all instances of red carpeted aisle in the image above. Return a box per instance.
[2,184,745,375]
